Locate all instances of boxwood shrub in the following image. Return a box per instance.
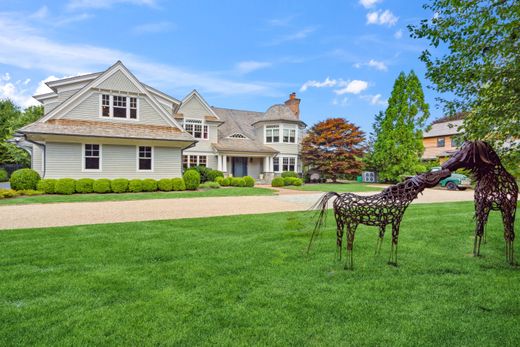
[207,169,224,182]
[215,176,224,185]
[0,168,8,182]
[172,177,186,191]
[10,168,41,190]
[158,178,173,191]
[142,179,157,192]
[75,178,95,193]
[281,171,298,178]
[93,179,111,193]
[128,179,143,193]
[243,176,255,187]
[111,178,129,193]
[183,170,200,190]
[37,179,57,194]
[55,178,76,195]
[231,177,246,187]
[271,177,285,187]
[220,177,230,186]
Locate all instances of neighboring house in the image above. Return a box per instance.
[422,119,464,161]
[14,61,305,181]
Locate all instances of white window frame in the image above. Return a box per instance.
[82,143,102,172]
[99,94,140,121]
[265,124,298,144]
[265,125,280,144]
[183,154,208,168]
[184,118,209,140]
[136,146,154,172]
[273,155,298,173]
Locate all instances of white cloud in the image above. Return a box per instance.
[361,93,387,106]
[394,29,403,39]
[2,73,10,81]
[235,61,272,74]
[355,59,387,71]
[267,27,316,46]
[334,80,368,95]
[0,14,279,97]
[359,0,382,9]
[133,21,174,34]
[0,76,40,108]
[366,9,398,26]
[300,77,337,92]
[332,97,349,107]
[67,0,157,10]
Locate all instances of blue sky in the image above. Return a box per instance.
[0,0,444,134]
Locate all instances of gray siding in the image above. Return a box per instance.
[248,158,262,178]
[179,97,212,118]
[43,89,80,114]
[32,145,44,177]
[45,142,182,179]
[256,123,301,155]
[98,70,141,93]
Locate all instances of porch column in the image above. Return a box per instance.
[222,155,228,173]
[263,156,269,173]
[269,156,274,172]
[217,155,222,171]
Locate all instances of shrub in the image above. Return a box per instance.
[55,178,76,195]
[215,176,224,185]
[0,168,8,182]
[10,168,41,190]
[231,177,246,187]
[183,170,200,190]
[272,177,285,187]
[281,171,298,178]
[283,177,297,186]
[172,177,186,191]
[199,181,220,189]
[158,178,173,191]
[0,189,19,198]
[18,189,44,196]
[128,179,143,193]
[220,177,230,186]
[187,166,210,182]
[243,176,255,187]
[37,179,56,194]
[293,178,303,186]
[142,179,158,192]
[93,179,111,193]
[207,169,224,182]
[111,178,129,193]
[75,178,95,193]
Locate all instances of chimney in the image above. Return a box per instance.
[284,92,301,118]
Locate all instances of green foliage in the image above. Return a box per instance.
[220,177,231,187]
[9,168,41,190]
[199,181,220,189]
[187,166,218,183]
[281,171,298,178]
[371,71,429,182]
[0,168,8,182]
[75,178,95,194]
[55,178,76,195]
[110,179,129,193]
[283,177,303,186]
[230,177,246,187]
[37,179,57,194]
[293,178,303,186]
[206,169,224,182]
[17,189,44,196]
[0,188,19,198]
[271,177,285,187]
[142,179,158,192]
[243,176,255,187]
[183,170,200,190]
[93,179,111,194]
[171,178,186,191]
[215,176,224,185]
[409,0,520,176]
[128,179,143,193]
[158,178,173,192]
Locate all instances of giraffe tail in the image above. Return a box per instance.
[307,192,340,254]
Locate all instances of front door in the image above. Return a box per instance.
[232,157,248,177]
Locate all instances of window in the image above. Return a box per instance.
[199,156,207,167]
[101,95,110,117]
[184,119,209,139]
[273,157,279,172]
[84,144,101,170]
[183,155,207,169]
[451,137,461,148]
[283,128,296,143]
[437,137,445,147]
[113,96,127,118]
[273,156,296,172]
[138,146,152,171]
[266,125,279,143]
[129,97,137,119]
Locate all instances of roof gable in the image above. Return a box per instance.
[179,90,221,120]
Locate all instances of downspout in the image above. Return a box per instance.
[14,133,47,178]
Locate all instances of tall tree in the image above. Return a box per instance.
[363,111,384,171]
[372,71,430,182]
[409,0,520,174]
[301,118,365,182]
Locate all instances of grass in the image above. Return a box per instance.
[284,182,383,192]
[0,202,519,345]
[0,187,274,205]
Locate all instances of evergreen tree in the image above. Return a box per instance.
[372,71,429,182]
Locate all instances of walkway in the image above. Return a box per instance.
[0,188,476,230]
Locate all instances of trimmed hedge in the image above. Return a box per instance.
[172,177,186,191]
[231,177,246,187]
[0,189,19,198]
[158,178,173,192]
[215,176,224,185]
[111,178,129,193]
[142,179,157,192]
[271,177,285,187]
[37,179,57,194]
[128,179,143,193]
[220,177,231,186]
[93,179,111,193]
[55,178,76,195]
[75,178,95,193]
[10,168,41,190]
[207,169,224,182]
[199,181,220,189]
[183,170,200,190]
[283,177,303,186]
[281,171,298,178]
[0,168,8,182]
[243,176,255,187]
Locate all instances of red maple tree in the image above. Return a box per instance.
[301,118,365,182]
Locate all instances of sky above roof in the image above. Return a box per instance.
[0,0,446,134]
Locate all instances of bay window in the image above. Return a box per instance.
[283,128,296,143]
[266,125,279,143]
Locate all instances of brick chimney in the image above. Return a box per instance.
[284,92,301,118]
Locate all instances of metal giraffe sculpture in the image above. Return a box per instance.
[441,141,518,264]
[309,169,451,269]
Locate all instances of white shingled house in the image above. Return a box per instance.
[16,61,305,181]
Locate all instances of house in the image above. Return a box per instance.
[15,61,305,181]
[422,119,464,161]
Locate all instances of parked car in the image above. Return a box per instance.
[430,167,471,190]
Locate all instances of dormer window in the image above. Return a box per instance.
[184,119,209,139]
[100,94,138,120]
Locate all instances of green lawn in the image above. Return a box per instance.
[0,187,274,205]
[1,202,519,345]
[284,182,383,192]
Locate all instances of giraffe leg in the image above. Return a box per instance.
[474,205,490,257]
[375,225,385,256]
[335,216,344,261]
[344,224,357,270]
[501,207,516,265]
[388,220,400,266]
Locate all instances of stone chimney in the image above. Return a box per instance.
[284,92,301,118]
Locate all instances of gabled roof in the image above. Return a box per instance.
[45,72,102,91]
[180,90,221,120]
[213,139,277,154]
[423,119,463,138]
[211,107,263,139]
